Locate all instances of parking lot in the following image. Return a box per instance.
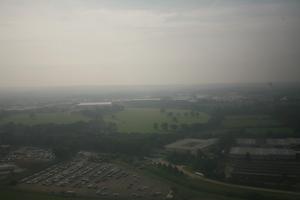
[3,146,55,162]
[18,156,169,199]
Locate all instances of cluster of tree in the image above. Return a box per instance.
[79,104,124,120]
[155,162,184,176]
[160,108,204,118]
[272,104,300,133]
[166,152,220,178]
[153,122,209,133]
[0,121,186,158]
[153,122,179,131]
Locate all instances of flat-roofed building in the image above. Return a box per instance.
[165,138,218,156]
[0,164,23,180]
[235,138,300,148]
[229,139,300,186]
[0,145,11,156]
[266,138,300,148]
[236,138,257,146]
[229,147,296,160]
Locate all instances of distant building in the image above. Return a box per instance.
[77,102,113,106]
[0,164,22,180]
[0,164,15,173]
[165,138,218,156]
[236,138,257,146]
[0,145,11,155]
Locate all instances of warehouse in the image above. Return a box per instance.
[229,147,296,160]
[165,138,218,156]
[266,138,300,148]
[0,163,22,180]
[235,138,300,148]
[228,146,300,186]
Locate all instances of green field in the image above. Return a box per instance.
[104,108,210,133]
[0,112,90,125]
[222,115,282,129]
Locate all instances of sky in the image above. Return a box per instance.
[0,0,300,87]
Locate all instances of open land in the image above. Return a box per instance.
[104,108,210,133]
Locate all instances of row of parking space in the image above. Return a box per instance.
[3,147,55,162]
[19,158,168,199]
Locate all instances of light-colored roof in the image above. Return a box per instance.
[235,138,300,147]
[230,147,296,156]
[266,138,300,146]
[165,138,218,151]
[78,102,112,106]
[236,138,257,146]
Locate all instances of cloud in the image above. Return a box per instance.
[0,0,299,87]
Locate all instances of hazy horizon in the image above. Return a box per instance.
[1,0,300,87]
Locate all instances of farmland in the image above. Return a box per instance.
[0,112,90,125]
[104,108,210,133]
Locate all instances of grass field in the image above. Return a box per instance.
[104,108,210,133]
[0,112,90,125]
[222,115,282,129]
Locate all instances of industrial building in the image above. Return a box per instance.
[235,138,300,149]
[229,147,297,160]
[228,138,300,187]
[0,145,11,156]
[165,138,218,155]
[0,164,23,180]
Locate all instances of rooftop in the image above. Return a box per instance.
[165,138,218,151]
[230,147,296,156]
[266,138,300,146]
[236,138,257,146]
[235,138,300,147]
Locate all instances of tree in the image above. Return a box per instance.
[172,117,178,123]
[29,112,36,119]
[161,122,169,131]
[170,124,178,131]
[180,123,188,131]
[160,108,166,113]
[153,123,158,130]
[245,152,251,161]
[190,111,195,117]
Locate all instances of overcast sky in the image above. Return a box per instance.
[0,0,300,87]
